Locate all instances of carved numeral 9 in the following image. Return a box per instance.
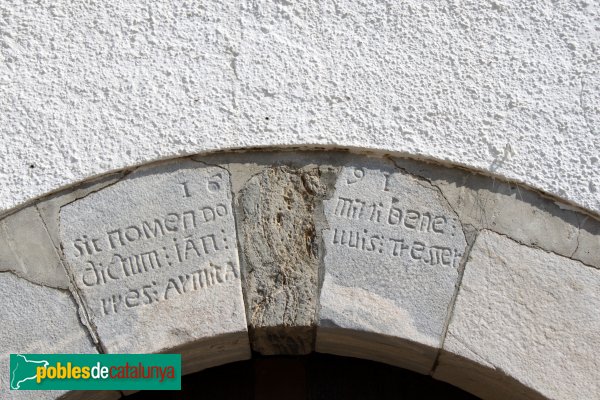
[347,168,365,185]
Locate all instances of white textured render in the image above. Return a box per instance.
[1,1,598,214]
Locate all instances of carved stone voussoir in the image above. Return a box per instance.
[58,160,250,373]
[434,230,600,400]
[317,161,467,373]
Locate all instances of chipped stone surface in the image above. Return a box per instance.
[393,158,600,268]
[317,162,467,373]
[434,230,600,400]
[0,206,69,289]
[0,272,112,400]
[37,173,125,252]
[237,165,336,355]
[59,160,250,372]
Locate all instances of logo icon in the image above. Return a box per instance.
[10,354,49,390]
[9,354,181,390]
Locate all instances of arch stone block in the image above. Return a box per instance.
[58,160,250,373]
[317,162,468,373]
[434,230,600,400]
[236,165,336,355]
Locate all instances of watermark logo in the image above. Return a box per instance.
[9,354,181,390]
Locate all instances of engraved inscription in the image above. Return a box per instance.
[334,196,453,234]
[330,228,463,268]
[59,163,243,332]
[100,261,239,315]
[71,204,230,258]
[325,166,466,269]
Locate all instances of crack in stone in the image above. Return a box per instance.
[386,156,599,270]
[58,171,132,210]
[430,228,478,376]
[312,165,340,349]
[570,216,586,259]
[442,331,496,371]
[33,204,106,354]
[231,165,271,329]
[386,155,469,242]
[218,160,257,344]
[0,270,70,294]
[0,218,20,269]
[385,155,480,375]
[483,227,597,271]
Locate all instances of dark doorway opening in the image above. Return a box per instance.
[129,353,479,399]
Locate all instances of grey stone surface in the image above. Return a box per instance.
[393,157,600,268]
[317,162,467,373]
[0,206,69,289]
[434,230,600,400]
[59,160,250,373]
[237,165,337,355]
[37,173,125,252]
[0,272,118,400]
[573,215,600,268]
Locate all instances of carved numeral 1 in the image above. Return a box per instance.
[180,182,192,198]
[383,173,391,192]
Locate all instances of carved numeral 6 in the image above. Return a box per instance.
[208,173,223,192]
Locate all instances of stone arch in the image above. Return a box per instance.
[0,150,598,400]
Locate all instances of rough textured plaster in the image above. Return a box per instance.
[0,0,598,213]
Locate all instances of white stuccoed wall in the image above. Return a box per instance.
[0,0,598,214]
